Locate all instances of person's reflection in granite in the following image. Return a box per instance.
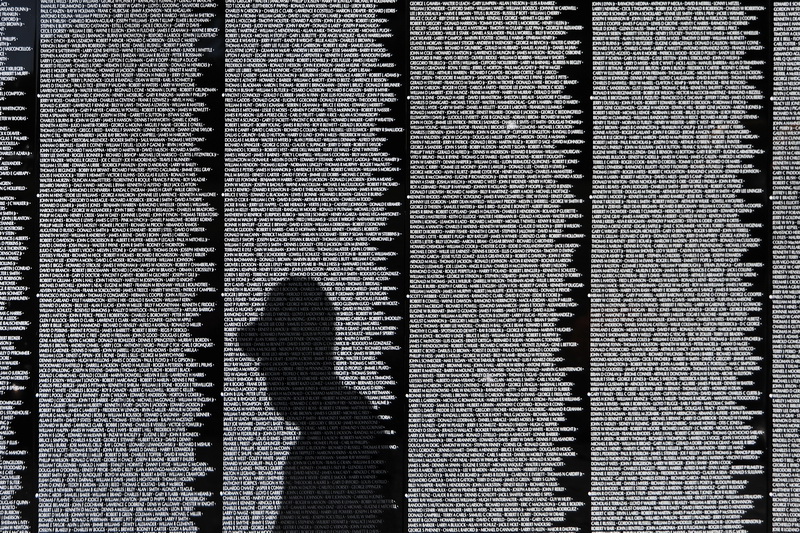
[237,276,388,531]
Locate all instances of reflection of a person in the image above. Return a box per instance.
[237,277,387,531]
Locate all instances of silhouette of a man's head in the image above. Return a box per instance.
[238,277,337,421]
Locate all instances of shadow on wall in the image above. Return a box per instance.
[237,276,389,532]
